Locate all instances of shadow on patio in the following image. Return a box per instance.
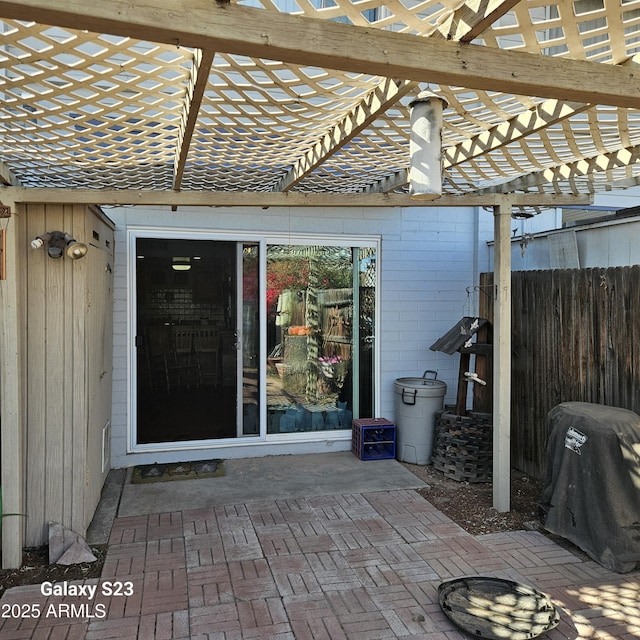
[1,453,638,639]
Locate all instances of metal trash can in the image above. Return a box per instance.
[394,371,447,464]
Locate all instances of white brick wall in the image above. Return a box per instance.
[107,204,482,467]
[379,207,486,417]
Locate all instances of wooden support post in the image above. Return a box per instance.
[455,352,471,416]
[472,324,493,413]
[0,201,25,568]
[493,199,512,512]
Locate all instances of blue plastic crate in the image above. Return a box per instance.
[352,419,396,460]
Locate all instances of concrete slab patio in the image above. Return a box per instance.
[117,452,428,518]
[1,453,639,639]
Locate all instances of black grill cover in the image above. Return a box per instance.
[539,402,640,573]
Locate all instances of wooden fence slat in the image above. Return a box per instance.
[481,265,640,479]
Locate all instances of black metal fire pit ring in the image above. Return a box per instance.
[438,576,560,640]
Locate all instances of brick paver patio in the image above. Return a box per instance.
[1,489,639,638]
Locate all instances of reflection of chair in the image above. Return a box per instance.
[166,326,200,391]
[144,324,173,392]
[194,327,219,386]
[219,330,237,387]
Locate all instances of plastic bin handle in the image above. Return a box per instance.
[422,370,438,382]
[401,388,417,405]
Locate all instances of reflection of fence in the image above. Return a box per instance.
[481,266,640,479]
[319,288,352,361]
[360,285,375,348]
[280,288,353,401]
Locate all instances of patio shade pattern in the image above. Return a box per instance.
[0,0,639,211]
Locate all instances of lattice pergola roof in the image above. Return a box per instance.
[0,0,639,211]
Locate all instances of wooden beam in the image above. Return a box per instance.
[437,0,522,43]
[492,197,511,513]
[601,175,640,190]
[274,79,415,192]
[0,161,21,187]
[364,169,409,194]
[314,0,515,196]
[442,55,639,179]
[363,49,635,194]
[173,48,215,191]
[0,1,639,109]
[274,0,518,194]
[475,144,640,194]
[1,187,592,208]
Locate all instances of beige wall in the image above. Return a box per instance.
[19,204,114,547]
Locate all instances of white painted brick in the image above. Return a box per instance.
[107,204,484,467]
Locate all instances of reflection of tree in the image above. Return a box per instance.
[267,246,352,288]
[242,249,259,302]
[266,260,309,318]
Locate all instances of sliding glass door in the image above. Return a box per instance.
[131,233,377,447]
[265,244,376,433]
[134,237,260,444]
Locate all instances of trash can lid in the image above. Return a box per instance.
[394,377,447,397]
[396,376,446,386]
[395,376,446,389]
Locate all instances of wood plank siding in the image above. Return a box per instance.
[18,204,114,547]
[480,266,640,479]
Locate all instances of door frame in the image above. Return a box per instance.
[261,234,382,441]
[126,227,267,453]
[126,227,381,453]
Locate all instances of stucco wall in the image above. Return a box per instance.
[107,205,490,467]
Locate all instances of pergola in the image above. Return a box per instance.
[1,0,639,563]
[0,0,638,201]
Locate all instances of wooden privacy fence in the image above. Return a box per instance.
[480,265,640,479]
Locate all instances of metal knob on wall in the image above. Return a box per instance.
[30,231,88,260]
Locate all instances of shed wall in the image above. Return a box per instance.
[20,204,114,546]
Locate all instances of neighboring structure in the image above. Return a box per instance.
[487,188,640,271]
